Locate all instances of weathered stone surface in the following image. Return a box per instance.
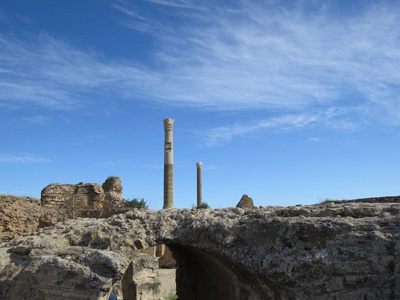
[131,253,163,300]
[236,194,254,208]
[0,195,66,243]
[41,182,105,208]
[1,202,400,299]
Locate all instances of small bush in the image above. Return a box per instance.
[166,293,178,300]
[317,198,335,205]
[196,202,210,209]
[124,198,147,209]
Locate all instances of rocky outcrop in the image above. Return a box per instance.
[41,177,124,209]
[236,194,254,208]
[1,202,400,299]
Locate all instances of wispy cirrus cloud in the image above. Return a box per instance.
[147,0,199,9]
[1,1,400,124]
[96,160,123,167]
[0,34,163,109]
[113,0,400,114]
[202,108,356,146]
[23,115,52,126]
[306,137,327,143]
[0,153,50,163]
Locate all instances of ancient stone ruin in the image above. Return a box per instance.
[2,199,400,299]
[41,176,124,209]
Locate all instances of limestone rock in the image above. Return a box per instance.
[1,202,400,299]
[236,194,254,208]
[0,194,65,243]
[131,253,162,299]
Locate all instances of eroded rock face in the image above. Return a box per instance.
[1,202,400,299]
[0,195,66,243]
[41,177,124,209]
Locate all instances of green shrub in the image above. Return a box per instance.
[166,293,178,300]
[317,198,335,205]
[124,198,147,209]
[196,202,210,209]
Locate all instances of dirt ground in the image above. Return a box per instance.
[158,268,176,298]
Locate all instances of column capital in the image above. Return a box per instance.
[163,118,175,130]
[196,162,203,168]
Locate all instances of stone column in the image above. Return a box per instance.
[163,118,174,209]
[196,162,203,207]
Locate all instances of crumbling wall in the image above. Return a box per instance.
[41,177,124,209]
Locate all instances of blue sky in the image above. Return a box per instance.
[1,0,400,209]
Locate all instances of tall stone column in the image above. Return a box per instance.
[163,118,174,209]
[196,162,203,207]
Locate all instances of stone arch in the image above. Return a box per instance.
[119,241,278,300]
[166,243,283,300]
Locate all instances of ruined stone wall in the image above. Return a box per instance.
[41,177,124,209]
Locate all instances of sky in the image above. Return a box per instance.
[1,0,400,209]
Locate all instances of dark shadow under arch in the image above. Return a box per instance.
[168,243,238,299]
[120,242,282,300]
[166,243,279,300]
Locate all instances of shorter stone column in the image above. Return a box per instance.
[196,162,203,207]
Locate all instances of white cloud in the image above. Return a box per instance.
[1,1,400,122]
[111,1,400,114]
[202,108,354,146]
[112,4,145,20]
[146,0,199,9]
[307,137,325,143]
[0,34,161,109]
[24,115,52,126]
[96,161,121,167]
[0,153,50,163]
